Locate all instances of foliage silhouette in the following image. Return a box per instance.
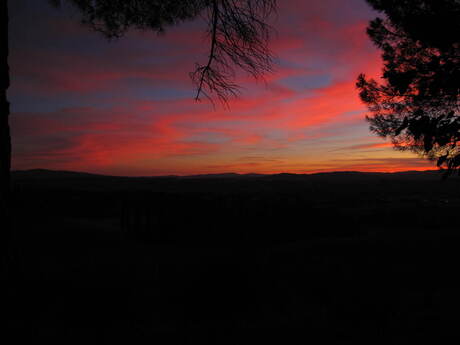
[357,0,460,177]
[1,0,11,259]
[50,0,276,104]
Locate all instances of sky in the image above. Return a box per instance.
[8,0,434,176]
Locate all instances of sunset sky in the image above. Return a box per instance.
[9,0,434,176]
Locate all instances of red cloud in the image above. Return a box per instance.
[11,0,430,175]
[345,142,394,150]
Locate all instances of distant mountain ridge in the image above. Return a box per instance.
[12,168,442,180]
[12,169,109,179]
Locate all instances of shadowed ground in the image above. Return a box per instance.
[5,170,460,344]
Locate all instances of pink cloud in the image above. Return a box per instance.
[11,0,434,175]
[345,142,394,151]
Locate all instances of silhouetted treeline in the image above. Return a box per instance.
[10,170,460,246]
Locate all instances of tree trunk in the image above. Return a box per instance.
[1,0,11,267]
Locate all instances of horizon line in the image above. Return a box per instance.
[11,167,442,179]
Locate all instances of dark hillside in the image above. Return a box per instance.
[5,169,460,344]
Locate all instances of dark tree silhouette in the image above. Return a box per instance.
[1,0,11,232]
[51,0,275,103]
[0,0,276,221]
[357,0,460,176]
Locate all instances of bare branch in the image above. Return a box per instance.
[56,0,277,105]
[191,0,276,104]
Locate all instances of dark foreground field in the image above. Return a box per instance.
[5,169,460,344]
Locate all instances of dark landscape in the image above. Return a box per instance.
[5,169,460,343]
[3,0,460,343]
